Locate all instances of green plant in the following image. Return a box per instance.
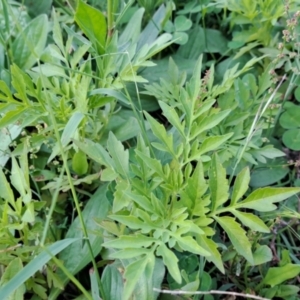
[74,57,300,300]
[1,1,300,299]
[0,1,175,299]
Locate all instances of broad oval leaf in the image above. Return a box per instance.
[263,264,300,287]
[75,0,107,54]
[252,245,272,266]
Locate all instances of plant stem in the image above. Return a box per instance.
[38,73,107,300]
[107,0,114,43]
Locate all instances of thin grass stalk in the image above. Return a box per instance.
[229,75,286,184]
[38,69,106,300]
[45,249,93,300]
[40,168,64,246]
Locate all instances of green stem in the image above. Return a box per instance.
[46,250,93,300]
[40,168,64,246]
[38,75,106,300]
[107,0,114,43]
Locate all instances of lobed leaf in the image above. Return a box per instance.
[145,111,176,157]
[159,101,186,139]
[103,234,157,249]
[196,235,224,273]
[236,187,300,211]
[156,244,181,284]
[214,216,254,264]
[230,210,269,233]
[73,138,114,168]
[107,132,129,179]
[190,109,231,140]
[230,167,250,206]
[197,133,233,156]
[209,154,229,212]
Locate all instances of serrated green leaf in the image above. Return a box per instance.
[124,192,154,213]
[193,98,216,120]
[263,264,300,287]
[107,132,129,179]
[73,138,114,168]
[175,235,210,256]
[10,157,27,197]
[0,167,15,206]
[113,180,130,212]
[209,154,229,212]
[0,107,30,129]
[144,111,175,157]
[75,0,107,54]
[21,202,35,223]
[156,244,181,284]
[103,235,157,249]
[101,167,118,181]
[236,187,300,211]
[88,88,130,106]
[198,133,233,156]
[159,101,186,139]
[109,215,152,232]
[188,55,203,101]
[11,64,30,104]
[180,161,208,215]
[230,167,250,206]
[196,235,224,273]
[123,257,148,300]
[214,216,253,264]
[191,109,231,140]
[111,248,151,259]
[230,210,269,233]
[135,150,165,179]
